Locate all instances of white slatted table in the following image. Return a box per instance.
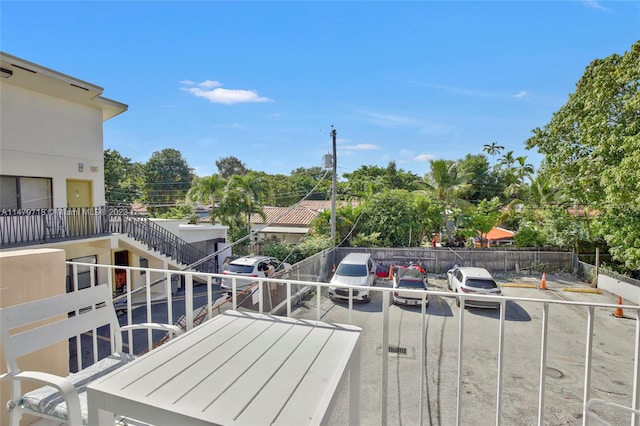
[87,310,361,425]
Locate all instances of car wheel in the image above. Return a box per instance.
[363,295,371,304]
[455,292,460,307]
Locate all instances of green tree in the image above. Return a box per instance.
[359,189,438,247]
[459,198,502,247]
[526,41,640,270]
[213,172,269,232]
[143,149,193,216]
[286,167,331,204]
[415,159,470,243]
[310,204,364,247]
[504,156,535,200]
[103,149,143,205]
[456,154,502,202]
[187,174,226,207]
[342,162,419,197]
[216,156,249,179]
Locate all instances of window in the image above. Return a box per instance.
[1,175,52,211]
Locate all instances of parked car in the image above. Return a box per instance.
[447,266,501,308]
[221,255,291,293]
[328,253,377,303]
[392,267,429,306]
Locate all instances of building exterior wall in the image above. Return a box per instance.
[0,83,106,208]
[0,248,68,426]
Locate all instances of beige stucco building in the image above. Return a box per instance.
[0,52,227,296]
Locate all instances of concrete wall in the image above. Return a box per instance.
[597,274,640,305]
[0,248,68,426]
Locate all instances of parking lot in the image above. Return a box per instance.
[291,273,638,426]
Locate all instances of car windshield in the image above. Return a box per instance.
[335,263,368,277]
[465,278,497,289]
[398,278,424,289]
[398,269,423,280]
[226,264,255,274]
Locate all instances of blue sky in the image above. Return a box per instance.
[2,1,638,178]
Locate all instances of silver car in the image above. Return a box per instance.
[328,253,377,303]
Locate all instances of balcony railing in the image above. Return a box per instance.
[0,206,216,272]
[66,258,640,426]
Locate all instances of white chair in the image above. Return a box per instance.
[0,284,183,425]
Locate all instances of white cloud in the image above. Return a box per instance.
[514,90,528,99]
[414,153,437,162]
[181,80,273,105]
[198,80,223,89]
[343,143,379,151]
[584,0,609,11]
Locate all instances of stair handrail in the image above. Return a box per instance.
[106,206,216,273]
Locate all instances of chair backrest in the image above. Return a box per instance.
[0,284,122,372]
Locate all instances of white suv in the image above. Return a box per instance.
[447,266,501,308]
[328,253,377,303]
[221,255,291,292]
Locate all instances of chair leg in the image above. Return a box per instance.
[7,401,22,426]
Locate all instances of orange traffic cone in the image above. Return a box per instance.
[540,272,547,290]
[614,296,624,318]
[388,265,394,280]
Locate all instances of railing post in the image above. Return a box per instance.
[538,303,549,426]
[185,274,194,330]
[632,310,640,426]
[582,306,595,425]
[456,296,465,426]
[381,290,389,425]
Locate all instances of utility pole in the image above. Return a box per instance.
[330,126,337,243]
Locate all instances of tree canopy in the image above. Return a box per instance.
[143,148,194,215]
[526,40,640,270]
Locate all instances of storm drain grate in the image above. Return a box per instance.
[388,345,407,355]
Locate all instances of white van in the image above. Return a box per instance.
[328,253,377,303]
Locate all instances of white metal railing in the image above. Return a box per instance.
[67,261,640,426]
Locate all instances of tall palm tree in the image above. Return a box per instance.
[482,142,504,167]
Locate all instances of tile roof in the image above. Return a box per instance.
[251,206,318,226]
[484,227,515,240]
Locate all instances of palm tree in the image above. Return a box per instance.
[514,156,535,184]
[415,159,469,243]
[497,150,517,173]
[482,142,504,167]
[228,173,271,231]
[504,156,535,199]
[187,174,226,206]
[211,173,270,232]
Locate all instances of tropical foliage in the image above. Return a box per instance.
[104,41,640,276]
